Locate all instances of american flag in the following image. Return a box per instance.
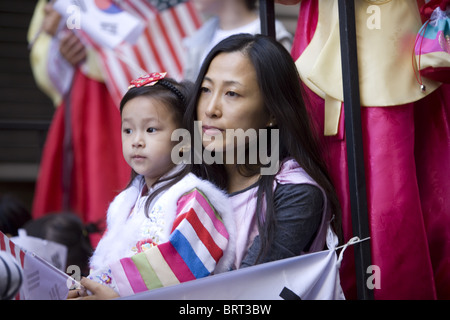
[0,231,25,269]
[95,0,202,105]
[53,0,201,105]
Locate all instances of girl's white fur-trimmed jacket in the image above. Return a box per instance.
[90,171,236,278]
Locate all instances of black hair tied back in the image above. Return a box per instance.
[158,80,186,103]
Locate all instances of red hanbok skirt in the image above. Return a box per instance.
[32,70,131,247]
[292,0,450,299]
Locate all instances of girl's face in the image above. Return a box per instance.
[121,96,179,188]
[196,51,271,154]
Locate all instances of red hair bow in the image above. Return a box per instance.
[128,72,167,89]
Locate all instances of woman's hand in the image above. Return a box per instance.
[68,277,120,300]
[42,3,62,36]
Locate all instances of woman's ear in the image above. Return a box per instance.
[266,115,277,128]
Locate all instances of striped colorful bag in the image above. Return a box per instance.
[414,0,450,87]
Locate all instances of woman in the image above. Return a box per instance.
[184,33,342,269]
[73,34,343,299]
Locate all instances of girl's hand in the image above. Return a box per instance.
[68,277,120,300]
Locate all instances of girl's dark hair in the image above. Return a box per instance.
[119,77,193,216]
[120,77,190,124]
[183,34,343,261]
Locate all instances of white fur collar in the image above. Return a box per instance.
[90,173,236,274]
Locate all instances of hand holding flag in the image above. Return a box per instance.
[53,0,145,49]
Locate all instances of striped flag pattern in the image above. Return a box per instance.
[0,231,26,299]
[0,251,24,300]
[95,0,202,106]
[0,231,26,270]
[91,188,230,297]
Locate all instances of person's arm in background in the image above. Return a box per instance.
[28,0,102,106]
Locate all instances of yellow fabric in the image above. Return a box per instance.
[295,0,442,135]
[324,95,342,136]
[28,0,62,106]
[27,0,105,107]
[82,48,105,83]
[418,51,450,70]
[143,247,180,287]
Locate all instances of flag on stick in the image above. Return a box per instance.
[54,0,202,105]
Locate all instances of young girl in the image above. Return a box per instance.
[73,72,235,299]
[184,34,343,270]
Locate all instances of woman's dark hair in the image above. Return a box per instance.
[119,77,193,217]
[183,34,343,261]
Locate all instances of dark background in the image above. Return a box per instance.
[0,0,55,212]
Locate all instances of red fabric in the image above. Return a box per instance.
[421,67,450,84]
[290,0,319,61]
[294,1,450,299]
[303,81,450,300]
[32,70,131,247]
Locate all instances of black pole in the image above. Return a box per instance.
[337,0,373,300]
[62,81,74,212]
[259,0,275,38]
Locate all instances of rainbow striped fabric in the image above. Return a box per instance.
[89,188,230,296]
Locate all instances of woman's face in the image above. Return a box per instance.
[196,51,271,154]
